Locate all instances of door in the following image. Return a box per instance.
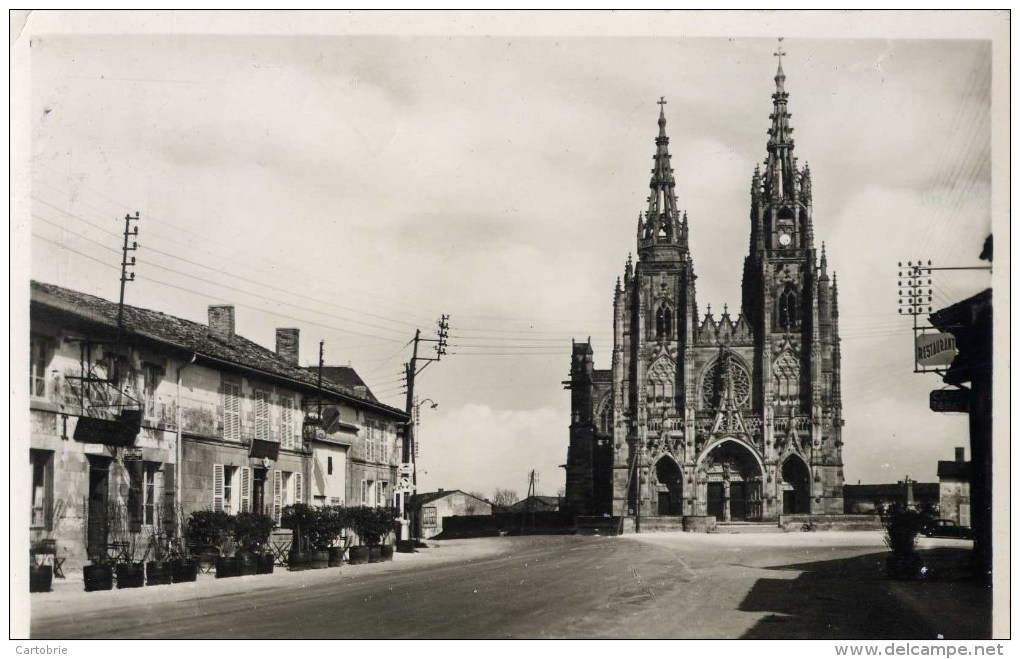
[87,457,110,560]
[730,482,747,520]
[707,482,724,519]
[657,491,671,515]
[253,468,267,515]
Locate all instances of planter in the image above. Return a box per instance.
[235,551,258,576]
[215,556,240,579]
[380,544,394,562]
[116,562,145,589]
[328,547,345,567]
[308,549,330,570]
[288,549,311,571]
[256,552,275,575]
[348,546,370,565]
[887,552,925,581]
[30,565,53,593]
[169,559,198,583]
[368,545,383,564]
[83,563,114,592]
[145,561,172,586]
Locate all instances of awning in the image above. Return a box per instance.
[248,438,280,461]
[73,409,142,447]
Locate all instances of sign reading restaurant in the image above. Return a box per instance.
[915,332,958,368]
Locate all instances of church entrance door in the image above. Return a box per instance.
[781,456,811,514]
[707,483,724,519]
[654,458,683,515]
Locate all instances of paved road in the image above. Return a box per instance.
[30,533,983,639]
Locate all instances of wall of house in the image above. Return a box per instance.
[346,408,401,507]
[420,492,493,538]
[311,442,348,506]
[28,324,181,570]
[939,479,971,526]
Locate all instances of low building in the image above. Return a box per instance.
[937,447,971,527]
[843,481,939,516]
[506,496,563,513]
[410,490,492,539]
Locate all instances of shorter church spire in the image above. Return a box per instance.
[638,98,685,255]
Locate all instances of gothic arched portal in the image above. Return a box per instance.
[781,454,811,514]
[701,439,764,521]
[654,457,683,516]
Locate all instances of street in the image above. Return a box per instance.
[30,533,988,639]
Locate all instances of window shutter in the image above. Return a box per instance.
[361,480,367,505]
[240,467,251,513]
[213,464,225,512]
[294,472,304,504]
[273,470,283,523]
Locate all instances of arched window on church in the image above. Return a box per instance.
[772,350,800,405]
[777,285,799,330]
[599,399,613,435]
[655,302,673,339]
[646,358,676,407]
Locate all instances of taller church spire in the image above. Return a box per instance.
[765,38,796,201]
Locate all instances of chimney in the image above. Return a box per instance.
[354,384,368,397]
[208,305,235,339]
[955,447,966,462]
[275,328,300,366]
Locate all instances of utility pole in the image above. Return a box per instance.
[116,212,140,347]
[400,316,450,542]
[317,340,325,422]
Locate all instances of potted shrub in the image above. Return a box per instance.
[145,508,174,586]
[167,505,196,583]
[324,506,350,567]
[107,504,144,589]
[884,506,926,580]
[186,509,234,575]
[83,552,114,592]
[346,507,371,565]
[235,511,276,575]
[282,503,318,571]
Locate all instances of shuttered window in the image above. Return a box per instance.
[273,470,283,523]
[254,389,270,440]
[213,464,225,512]
[360,479,369,505]
[240,467,251,513]
[294,472,304,504]
[280,397,294,448]
[223,382,241,441]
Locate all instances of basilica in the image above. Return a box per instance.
[565,51,844,524]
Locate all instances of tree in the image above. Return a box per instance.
[491,489,519,508]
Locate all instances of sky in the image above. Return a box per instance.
[15,11,1004,499]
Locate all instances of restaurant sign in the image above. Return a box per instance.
[916,332,958,368]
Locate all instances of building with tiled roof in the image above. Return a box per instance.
[408,490,492,539]
[28,281,408,571]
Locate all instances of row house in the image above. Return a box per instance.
[28,281,409,570]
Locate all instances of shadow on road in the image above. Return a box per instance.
[738,548,991,640]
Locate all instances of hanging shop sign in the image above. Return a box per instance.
[248,437,281,461]
[916,332,958,369]
[930,389,970,414]
[73,409,142,447]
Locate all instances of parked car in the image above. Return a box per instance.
[922,519,973,539]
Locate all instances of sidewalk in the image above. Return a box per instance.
[30,538,509,619]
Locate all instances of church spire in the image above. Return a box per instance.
[764,38,796,201]
[638,97,684,257]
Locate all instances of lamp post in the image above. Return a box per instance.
[409,397,438,542]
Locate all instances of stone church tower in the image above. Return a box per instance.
[565,51,844,525]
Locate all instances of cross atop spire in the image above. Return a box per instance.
[774,37,787,91]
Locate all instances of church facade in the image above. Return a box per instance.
[565,53,844,524]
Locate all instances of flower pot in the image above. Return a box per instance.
[116,562,145,589]
[169,559,197,583]
[368,546,383,563]
[215,556,240,579]
[30,565,53,593]
[308,549,329,570]
[327,547,345,567]
[257,552,275,575]
[83,563,114,591]
[145,561,172,586]
[288,549,311,571]
[380,544,394,562]
[348,545,370,565]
